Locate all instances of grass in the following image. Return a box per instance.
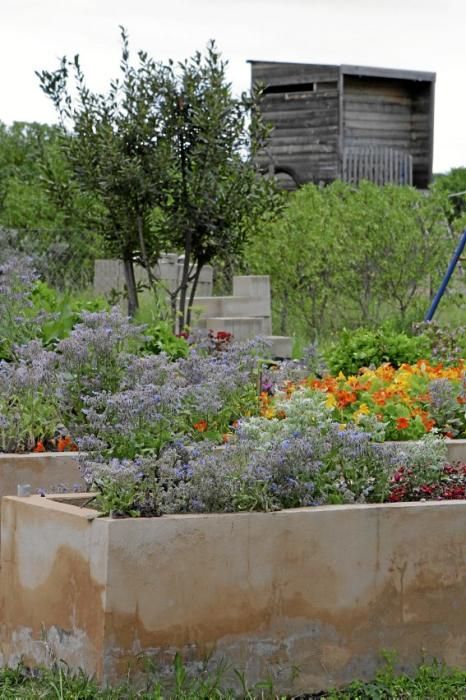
[1,657,466,699]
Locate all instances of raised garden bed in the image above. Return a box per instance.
[2,493,466,694]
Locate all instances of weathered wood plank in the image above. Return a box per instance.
[270,125,339,137]
[268,144,337,155]
[344,146,414,185]
[252,63,339,84]
[268,135,339,147]
[344,94,426,108]
[261,93,339,110]
[344,111,413,123]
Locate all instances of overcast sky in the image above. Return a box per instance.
[2,0,465,172]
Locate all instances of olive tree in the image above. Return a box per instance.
[37,28,168,315]
[38,32,278,325]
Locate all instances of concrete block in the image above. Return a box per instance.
[190,297,222,318]
[0,453,83,509]
[219,296,270,318]
[266,335,293,358]
[94,258,213,299]
[206,317,265,340]
[233,276,271,304]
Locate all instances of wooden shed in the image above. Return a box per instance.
[250,61,435,189]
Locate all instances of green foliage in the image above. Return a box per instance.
[0,384,61,453]
[37,31,279,321]
[245,180,456,340]
[328,653,466,699]
[30,281,108,347]
[325,326,431,375]
[0,121,106,290]
[37,28,171,314]
[0,656,465,698]
[147,41,280,330]
[142,319,189,359]
[433,166,466,222]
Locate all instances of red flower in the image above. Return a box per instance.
[32,441,46,453]
[193,420,208,433]
[396,417,410,430]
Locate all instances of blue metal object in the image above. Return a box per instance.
[424,229,466,321]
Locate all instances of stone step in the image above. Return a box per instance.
[233,275,271,301]
[193,295,270,319]
[266,335,293,359]
[205,317,266,341]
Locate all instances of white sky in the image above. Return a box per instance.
[1,0,465,173]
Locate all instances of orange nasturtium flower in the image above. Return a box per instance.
[32,440,46,452]
[396,417,410,431]
[57,435,78,452]
[335,390,357,408]
[193,420,208,433]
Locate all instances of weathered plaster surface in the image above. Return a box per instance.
[0,453,83,500]
[0,496,107,677]
[1,496,466,694]
[389,439,466,465]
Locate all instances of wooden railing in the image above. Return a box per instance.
[343,146,413,186]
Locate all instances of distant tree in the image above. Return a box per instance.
[246,181,454,338]
[0,121,105,289]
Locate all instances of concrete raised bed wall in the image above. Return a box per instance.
[391,439,466,465]
[0,453,83,501]
[2,494,466,694]
[444,439,466,463]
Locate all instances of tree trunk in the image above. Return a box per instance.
[137,215,154,288]
[169,292,178,333]
[177,243,192,334]
[123,255,139,317]
[186,261,202,328]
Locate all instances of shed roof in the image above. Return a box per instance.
[248,61,436,83]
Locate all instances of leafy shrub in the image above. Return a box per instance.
[30,280,108,347]
[325,326,431,375]
[142,319,189,359]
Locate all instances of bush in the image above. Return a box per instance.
[325,326,431,375]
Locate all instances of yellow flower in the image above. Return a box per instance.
[325,393,337,408]
[353,403,370,423]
